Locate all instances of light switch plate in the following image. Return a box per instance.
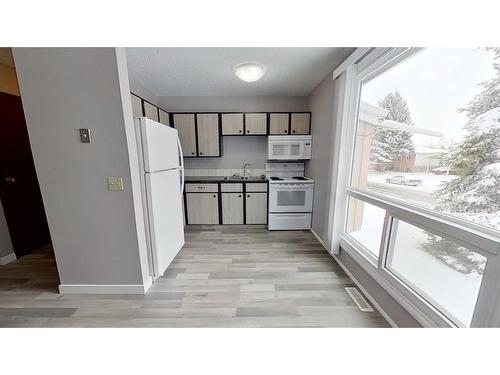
[107,176,124,191]
[79,128,91,143]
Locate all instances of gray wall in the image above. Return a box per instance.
[0,201,13,258]
[158,96,308,170]
[13,48,149,286]
[306,73,335,242]
[306,70,420,327]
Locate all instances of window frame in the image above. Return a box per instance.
[333,47,500,327]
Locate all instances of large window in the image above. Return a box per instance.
[339,48,500,327]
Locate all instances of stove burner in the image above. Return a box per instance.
[270,177,284,181]
[292,176,307,180]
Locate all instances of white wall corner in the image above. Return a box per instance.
[0,252,17,266]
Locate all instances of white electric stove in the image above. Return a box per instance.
[266,162,314,230]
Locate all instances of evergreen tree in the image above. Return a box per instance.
[370,91,415,169]
[424,48,500,275]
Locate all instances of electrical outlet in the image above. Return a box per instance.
[107,176,124,191]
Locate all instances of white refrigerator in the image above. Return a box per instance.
[135,117,185,281]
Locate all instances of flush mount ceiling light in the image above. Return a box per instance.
[234,62,266,82]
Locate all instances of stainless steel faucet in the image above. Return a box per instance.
[243,163,252,177]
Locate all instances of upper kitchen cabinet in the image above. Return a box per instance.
[245,113,267,135]
[196,113,221,157]
[172,113,197,157]
[269,113,290,135]
[221,113,243,135]
[158,109,170,126]
[131,93,143,117]
[143,101,159,122]
[290,113,311,135]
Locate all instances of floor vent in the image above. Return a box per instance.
[345,287,374,312]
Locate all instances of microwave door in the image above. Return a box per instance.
[271,142,288,160]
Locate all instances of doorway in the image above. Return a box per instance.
[0,91,52,258]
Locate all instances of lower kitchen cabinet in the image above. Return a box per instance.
[221,193,244,224]
[245,193,267,224]
[186,192,219,224]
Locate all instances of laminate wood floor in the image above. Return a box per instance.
[0,226,389,327]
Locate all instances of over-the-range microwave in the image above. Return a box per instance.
[267,135,312,160]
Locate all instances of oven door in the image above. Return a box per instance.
[269,183,314,212]
[268,140,305,160]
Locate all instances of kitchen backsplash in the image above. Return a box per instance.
[184,169,266,177]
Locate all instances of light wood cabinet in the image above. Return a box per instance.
[186,193,219,224]
[143,101,159,122]
[197,113,221,157]
[221,113,243,135]
[131,94,143,118]
[245,193,267,224]
[173,114,197,157]
[269,113,290,135]
[291,113,311,134]
[159,109,170,126]
[222,193,244,224]
[245,113,267,135]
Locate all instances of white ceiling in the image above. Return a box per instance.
[126,48,353,97]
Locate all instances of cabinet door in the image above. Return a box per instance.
[269,113,289,135]
[245,193,267,224]
[221,113,243,135]
[291,113,310,134]
[144,101,159,122]
[186,193,219,224]
[197,113,220,156]
[159,109,170,126]
[222,193,244,224]
[173,114,197,157]
[131,94,143,118]
[245,113,267,135]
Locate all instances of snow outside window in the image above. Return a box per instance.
[351,48,500,233]
[386,220,486,327]
[338,47,500,326]
[346,197,385,259]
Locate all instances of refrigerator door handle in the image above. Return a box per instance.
[177,136,185,195]
[177,136,184,169]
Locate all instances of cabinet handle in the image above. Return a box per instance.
[238,194,242,197]
[213,194,217,198]
[246,130,249,133]
[292,130,296,133]
[191,152,195,155]
[239,130,242,133]
[284,130,288,133]
[247,194,250,198]
[200,152,203,155]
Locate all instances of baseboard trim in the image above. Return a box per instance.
[59,280,152,295]
[333,254,398,328]
[311,228,329,252]
[310,228,398,327]
[0,252,16,266]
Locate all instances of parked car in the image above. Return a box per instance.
[385,175,422,186]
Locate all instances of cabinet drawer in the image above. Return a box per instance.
[221,183,243,192]
[245,183,268,192]
[185,183,218,193]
